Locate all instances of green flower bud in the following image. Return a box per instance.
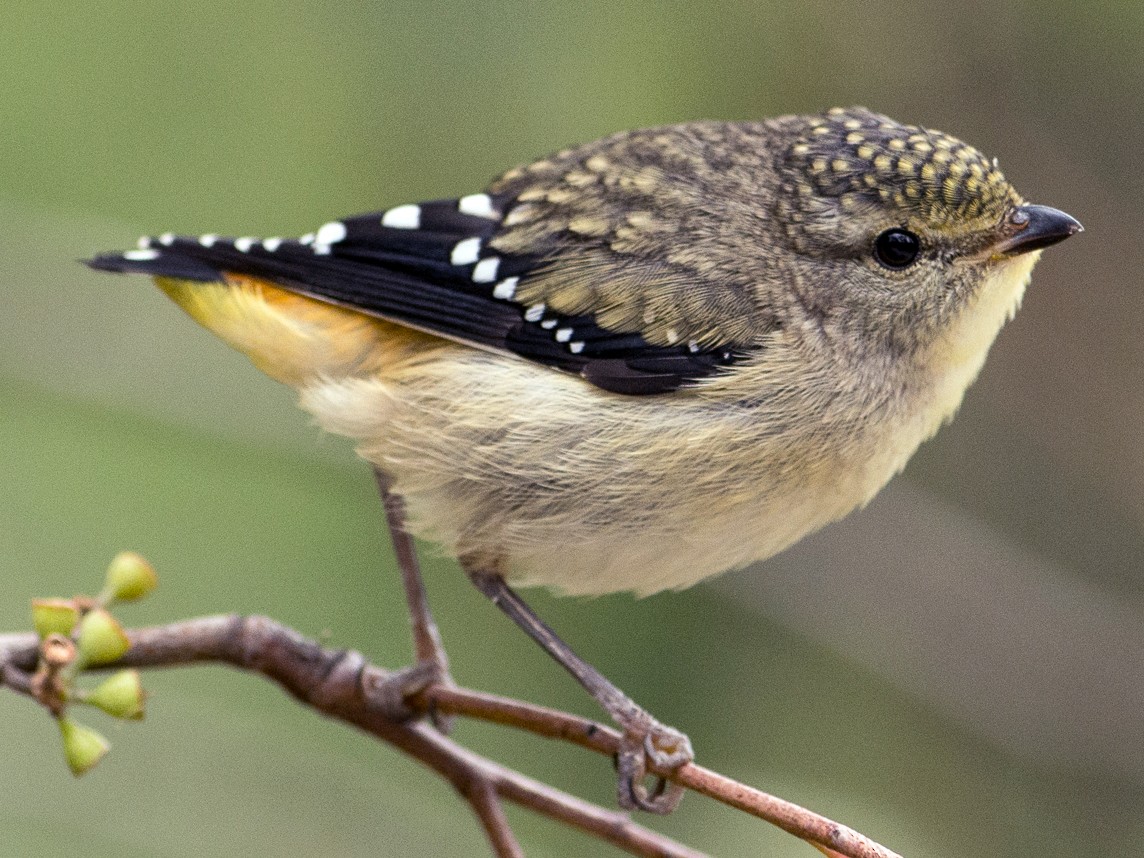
[76,609,130,666]
[102,551,158,603]
[86,669,145,720]
[58,716,109,776]
[31,599,79,640]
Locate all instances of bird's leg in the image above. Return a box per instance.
[466,569,692,814]
[372,468,453,729]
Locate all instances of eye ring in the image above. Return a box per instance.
[873,228,921,269]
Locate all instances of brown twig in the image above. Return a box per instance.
[1,616,901,858]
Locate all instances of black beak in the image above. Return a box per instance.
[994,205,1083,257]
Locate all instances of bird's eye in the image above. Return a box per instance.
[873,228,921,269]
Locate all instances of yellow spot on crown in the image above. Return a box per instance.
[786,108,1021,230]
[563,171,596,187]
[943,176,961,202]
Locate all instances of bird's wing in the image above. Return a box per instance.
[89,137,772,395]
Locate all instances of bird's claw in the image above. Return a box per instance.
[366,659,456,733]
[616,721,693,814]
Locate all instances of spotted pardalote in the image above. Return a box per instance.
[89,107,1081,597]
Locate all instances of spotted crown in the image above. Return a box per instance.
[784,107,1022,231]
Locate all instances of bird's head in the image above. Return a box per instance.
[770,107,1081,355]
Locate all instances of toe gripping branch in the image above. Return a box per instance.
[466,569,693,814]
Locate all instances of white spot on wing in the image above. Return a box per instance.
[472,256,500,283]
[136,236,152,249]
[524,303,546,322]
[492,276,518,300]
[555,328,573,342]
[381,204,421,229]
[158,232,175,246]
[299,233,315,245]
[540,319,557,329]
[262,237,282,252]
[568,341,585,354]
[450,237,482,266]
[124,249,160,261]
[458,193,497,219]
[316,221,347,245]
[199,234,219,247]
[234,237,255,253]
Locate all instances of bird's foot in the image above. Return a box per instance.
[615,716,693,814]
[366,658,456,733]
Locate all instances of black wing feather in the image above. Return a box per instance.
[87,195,742,394]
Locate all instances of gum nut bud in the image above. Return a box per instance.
[104,551,158,602]
[58,716,110,776]
[41,633,77,668]
[76,609,130,665]
[87,669,146,720]
[31,599,80,639]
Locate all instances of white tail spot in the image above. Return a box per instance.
[458,193,497,219]
[472,257,500,283]
[381,204,421,229]
[492,276,519,300]
[450,237,482,266]
[316,221,347,245]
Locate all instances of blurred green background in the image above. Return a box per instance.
[2,2,1141,856]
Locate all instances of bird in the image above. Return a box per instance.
[88,106,1081,812]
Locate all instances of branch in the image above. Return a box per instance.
[2,616,901,858]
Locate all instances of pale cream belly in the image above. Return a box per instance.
[299,351,928,596]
